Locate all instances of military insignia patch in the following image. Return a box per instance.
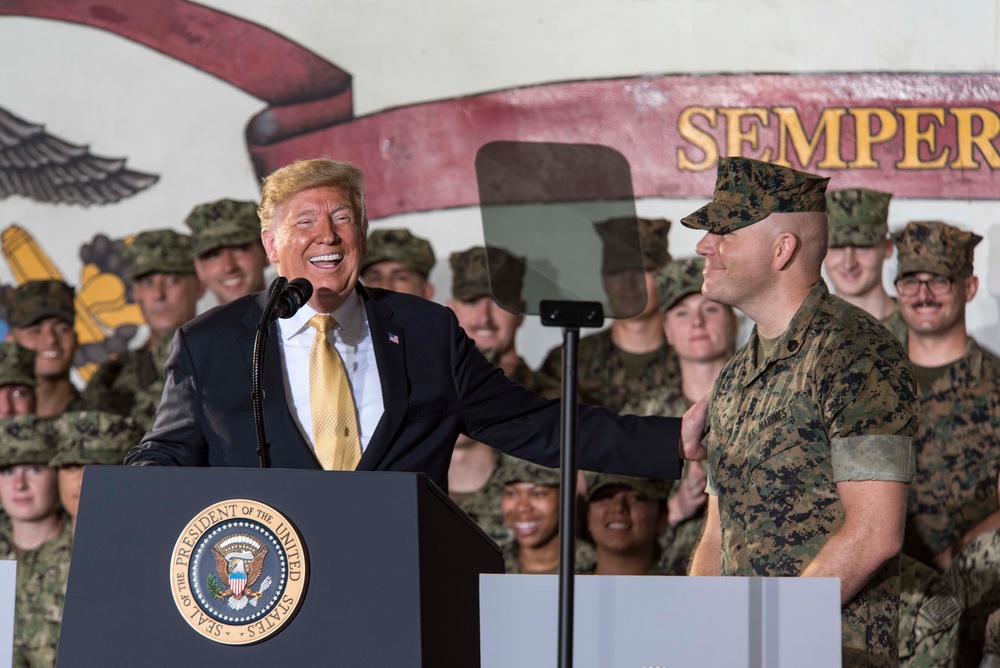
[169,499,307,644]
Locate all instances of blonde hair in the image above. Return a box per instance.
[258,158,368,236]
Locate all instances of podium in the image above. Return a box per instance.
[57,467,503,667]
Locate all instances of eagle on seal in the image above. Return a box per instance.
[212,536,268,611]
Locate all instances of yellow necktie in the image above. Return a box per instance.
[308,314,362,470]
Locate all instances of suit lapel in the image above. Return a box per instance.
[357,286,408,471]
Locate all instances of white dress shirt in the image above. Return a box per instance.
[276,291,384,455]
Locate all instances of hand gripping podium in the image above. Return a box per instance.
[57,467,503,667]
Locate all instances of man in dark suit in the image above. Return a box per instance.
[126,159,705,487]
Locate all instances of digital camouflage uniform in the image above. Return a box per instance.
[50,409,145,468]
[0,415,70,667]
[453,247,560,545]
[683,158,920,668]
[947,529,1000,667]
[621,257,711,574]
[825,189,908,347]
[899,553,961,668]
[892,221,997,667]
[361,228,435,278]
[184,198,261,258]
[538,217,679,412]
[0,342,38,541]
[83,229,196,417]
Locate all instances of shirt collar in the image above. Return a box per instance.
[278,289,364,341]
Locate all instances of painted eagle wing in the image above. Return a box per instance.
[213,545,230,587]
[247,547,268,587]
[0,104,158,206]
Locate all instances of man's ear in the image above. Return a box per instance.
[261,228,279,265]
[964,275,979,303]
[773,232,800,272]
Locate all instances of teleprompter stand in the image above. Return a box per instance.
[57,467,503,667]
[540,299,604,668]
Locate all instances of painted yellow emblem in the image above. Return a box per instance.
[169,499,307,644]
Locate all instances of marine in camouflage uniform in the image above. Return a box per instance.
[892,221,999,666]
[82,229,200,417]
[579,473,670,575]
[621,257,715,575]
[3,280,88,417]
[899,552,961,668]
[0,342,38,541]
[684,157,919,667]
[186,198,269,305]
[0,415,71,667]
[538,217,679,411]
[983,606,1000,667]
[825,188,908,346]
[360,228,436,298]
[947,529,1000,667]
[493,457,594,574]
[451,247,559,545]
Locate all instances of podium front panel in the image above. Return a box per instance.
[58,467,501,667]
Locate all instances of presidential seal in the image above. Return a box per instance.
[170,499,307,645]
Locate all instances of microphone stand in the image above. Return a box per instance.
[253,276,288,468]
[540,299,604,668]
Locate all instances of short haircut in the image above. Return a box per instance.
[258,159,368,237]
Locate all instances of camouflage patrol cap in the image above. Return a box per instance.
[5,280,75,328]
[595,217,672,273]
[449,246,527,310]
[184,198,261,257]
[655,256,705,312]
[497,458,561,487]
[0,343,36,388]
[124,229,196,280]
[826,189,892,247]
[584,473,670,503]
[361,229,436,277]
[49,410,142,467]
[893,220,983,279]
[0,415,55,468]
[681,157,829,233]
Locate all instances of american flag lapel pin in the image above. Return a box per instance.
[389,332,399,344]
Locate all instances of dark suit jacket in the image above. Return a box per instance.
[126,285,681,488]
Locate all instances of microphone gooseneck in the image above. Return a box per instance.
[272,277,314,321]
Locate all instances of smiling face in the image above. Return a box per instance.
[194,242,269,305]
[8,317,77,380]
[0,464,59,522]
[663,292,737,364]
[501,482,560,550]
[586,484,666,557]
[694,226,773,311]
[897,271,976,338]
[262,186,367,313]
[824,240,891,298]
[447,295,523,355]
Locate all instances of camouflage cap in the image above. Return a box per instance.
[361,229,436,277]
[826,188,892,247]
[449,246,527,309]
[0,415,55,468]
[681,157,829,233]
[4,280,75,328]
[655,256,705,312]
[595,217,672,273]
[0,342,36,388]
[124,229,196,280]
[49,410,142,467]
[184,198,261,257]
[892,220,983,279]
[584,473,670,503]
[497,457,561,487]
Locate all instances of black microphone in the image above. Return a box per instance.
[272,278,313,320]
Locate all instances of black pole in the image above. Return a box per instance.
[252,276,287,468]
[539,299,603,668]
[558,325,579,668]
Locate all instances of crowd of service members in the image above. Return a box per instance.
[0,168,996,667]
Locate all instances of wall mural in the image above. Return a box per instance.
[1,0,998,377]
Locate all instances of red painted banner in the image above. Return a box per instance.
[5,1,999,219]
